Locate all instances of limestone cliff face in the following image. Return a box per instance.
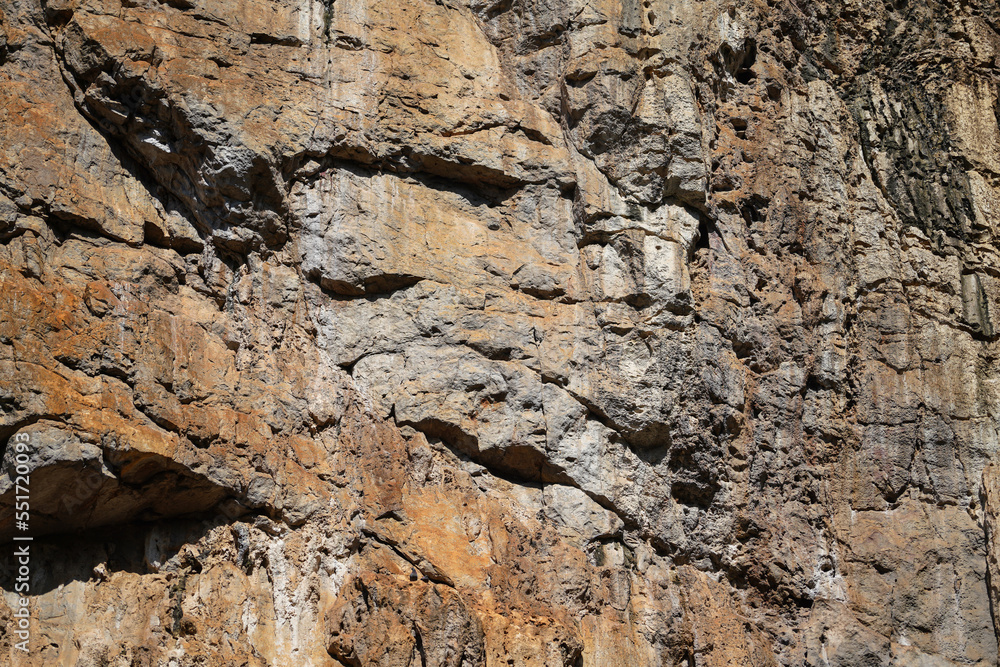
[1,0,1000,664]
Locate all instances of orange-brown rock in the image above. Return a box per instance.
[2,0,1000,665]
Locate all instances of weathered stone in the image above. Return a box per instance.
[2,0,1000,664]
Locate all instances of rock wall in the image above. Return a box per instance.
[2,0,1000,664]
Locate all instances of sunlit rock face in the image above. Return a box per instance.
[2,0,1000,664]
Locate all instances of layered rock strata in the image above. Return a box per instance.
[2,0,1000,664]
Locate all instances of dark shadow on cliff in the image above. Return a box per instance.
[0,507,256,596]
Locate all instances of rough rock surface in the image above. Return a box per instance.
[2,0,1000,664]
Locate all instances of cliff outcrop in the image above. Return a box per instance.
[2,0,1000,665]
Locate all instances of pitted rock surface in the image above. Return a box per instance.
[3,0,1000,665]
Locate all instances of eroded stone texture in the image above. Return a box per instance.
[2,0,1000,665]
